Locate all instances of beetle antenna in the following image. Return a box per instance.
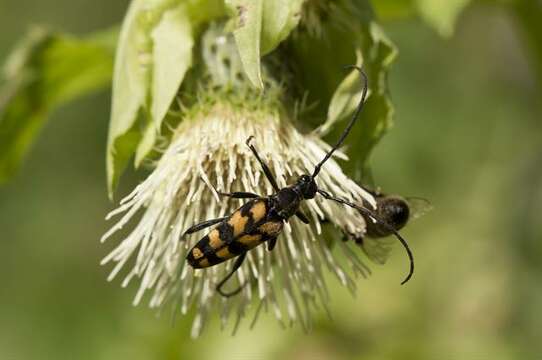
[318,189,414,284]
[312,66,368,178]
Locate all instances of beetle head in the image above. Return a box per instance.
[295,175,317,199]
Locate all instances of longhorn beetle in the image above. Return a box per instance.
[183,66,414,297]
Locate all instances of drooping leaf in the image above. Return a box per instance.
[320,50,365,136]
[226,0,304,88]
[107,0,154,197]
[226,0,264,89]
[350,21,397,171]
[0,27,116,184]
[261,0,304,55]
[135,6,194,166]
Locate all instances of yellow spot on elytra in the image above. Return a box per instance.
[192,248,203,260]
[228,211,248,237]
[258,222,283,237]
[199,259,210,267]
[208,229,223,249]
[238,234,262,247]
[216,247,232,259]
[250,201,266,222]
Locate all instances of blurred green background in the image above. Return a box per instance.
[1,1,541,359]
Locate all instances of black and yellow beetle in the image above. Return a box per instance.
[183,67,414,297]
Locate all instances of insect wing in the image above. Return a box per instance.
[406,197,433,221]
[360,236,394,265]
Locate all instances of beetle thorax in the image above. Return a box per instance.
[273,188,302,219]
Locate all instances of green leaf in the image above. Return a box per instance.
[261,0,303,55]
[135,6,194,166]
[415,0,471,36]
[288,0,397,177]
[107,0,153,197]
[350,21,397,169]
[226,0,303,88]
[0,27,115,184]
[320,50,365,136]
[226,0,264,89]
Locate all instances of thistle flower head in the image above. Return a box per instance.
[101,101,378,335]
[101,26,377,338]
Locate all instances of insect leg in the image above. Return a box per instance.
[215,190,260,199]
[246,136,280,192]
[216,252,247,298]
[295,211,310,224]
[183,217,228,236]
[267,236,278,251]
[317,189,414,285]
[208,180,260,199]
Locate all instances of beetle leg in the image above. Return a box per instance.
[267,236,278,251]
[216,252,247,298]
[215,190,260,199]
[182,217,228,236]
[209,181,260,199]
[295,211,310,224]
[246,136,280,192]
